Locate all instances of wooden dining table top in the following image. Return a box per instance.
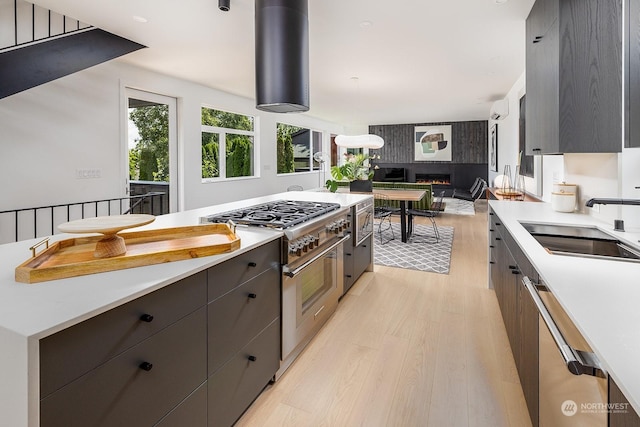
[372,188,426,202]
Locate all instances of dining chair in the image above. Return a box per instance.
[373,193,395,244]
[407,190,445,243]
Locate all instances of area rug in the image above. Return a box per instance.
[442,198,475,216]
[374,223,454,274]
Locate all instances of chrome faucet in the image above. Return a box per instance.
[585,198,640,207]
[585,198,640,232]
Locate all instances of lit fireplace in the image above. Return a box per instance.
[415,173,451,185]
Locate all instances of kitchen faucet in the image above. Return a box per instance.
[585,198,640,232]
[585,198,640,207]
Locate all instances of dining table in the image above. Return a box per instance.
[372,188,426,243]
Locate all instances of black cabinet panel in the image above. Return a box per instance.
[526,0,622,154]
[155,382,208,427]
[207,239,280,302]
[626,0,640,147]
[208,268,280,375]
[41,308,207,427]
[208,319,281,427]
[40,271,207,398]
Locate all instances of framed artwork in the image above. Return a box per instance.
[414,125,452,161]
[490,123,498,172]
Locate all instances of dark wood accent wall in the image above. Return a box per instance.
[368,120,488,164]
[367,120,488,195]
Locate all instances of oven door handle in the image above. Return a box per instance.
[283,234,351,278]
[522,276,604,377]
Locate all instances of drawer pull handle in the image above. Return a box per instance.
[248,293,257,299]
[489,261,495,265]
[496,223,501,226]
[489,229,494,232]
[345,274,352,278]
[139,362,153,371]
[248,355,257,362]
[495,237,502,241]
[508,265,517,270]
[512,270,520,275]
[140,314,154,323]
[248,262,257,267]
[489,245,495,248]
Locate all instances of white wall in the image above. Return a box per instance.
[488,72,543,196]
[0,60,344,214]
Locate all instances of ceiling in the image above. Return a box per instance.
[31,0,535,127]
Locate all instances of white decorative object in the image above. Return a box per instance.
[334,134,384,149]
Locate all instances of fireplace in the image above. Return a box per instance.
[416,173,451,186]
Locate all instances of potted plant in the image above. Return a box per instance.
[325,153,374,192]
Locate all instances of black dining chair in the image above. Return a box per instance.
[407,190,445,243]
[373,193,395,244]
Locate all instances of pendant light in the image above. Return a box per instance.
[335,77,384,149]
[255,0,309,113]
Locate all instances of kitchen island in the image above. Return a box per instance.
[0,190,371,427]
[489,200,640,420]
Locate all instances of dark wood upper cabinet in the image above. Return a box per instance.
[526,0,622,154]
[626,0,640,147]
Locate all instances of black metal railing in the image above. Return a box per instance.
[0,192,166,244]
[1,0,92,52]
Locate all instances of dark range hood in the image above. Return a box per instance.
[255,0,309,113]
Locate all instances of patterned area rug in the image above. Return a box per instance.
[374,223,454,274]
[443,198,475,216]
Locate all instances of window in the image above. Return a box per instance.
[201,107,255,180]
[277,123,323,174]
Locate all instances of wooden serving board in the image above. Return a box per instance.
[15,223,241,284]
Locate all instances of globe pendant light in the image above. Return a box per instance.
[335,134,384,149]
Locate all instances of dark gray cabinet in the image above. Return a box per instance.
[207,240,281,427]
[526,0,622,154]
[489,209,539,426]
[342,208,372,296]
[39,239,282,427]
[626,0,640,147]
[610,377,640,426]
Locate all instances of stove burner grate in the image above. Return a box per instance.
[204,200,341,229]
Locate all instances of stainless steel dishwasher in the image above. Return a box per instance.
[522,276,608,426]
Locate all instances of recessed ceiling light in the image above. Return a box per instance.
[495,0,508,3]
[132,15,148,23]
[359,21,372,28]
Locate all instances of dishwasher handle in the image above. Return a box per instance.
[522,276,604,377]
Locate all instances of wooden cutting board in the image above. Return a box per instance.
[15,223,241,284]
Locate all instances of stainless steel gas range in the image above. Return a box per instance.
[202,200,350,377]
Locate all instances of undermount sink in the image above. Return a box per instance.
[520,222,640,262]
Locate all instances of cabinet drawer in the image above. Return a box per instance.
[155,382,207,427]
[40,307,207,427]
[208,267,280,375]
[208,239,280,302]
[208,319,280,427]
[40,271,207,398]
[353,235,372,280]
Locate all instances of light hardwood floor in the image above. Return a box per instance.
[236,200,532,427]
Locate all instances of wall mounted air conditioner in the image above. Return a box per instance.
[490,99,509,120]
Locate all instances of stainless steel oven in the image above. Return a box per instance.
[353,198,373,246]
[279,209,350,377]
[522,276,608,426]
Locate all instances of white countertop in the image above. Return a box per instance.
[489,200,640,414]
[0,190,371,340]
